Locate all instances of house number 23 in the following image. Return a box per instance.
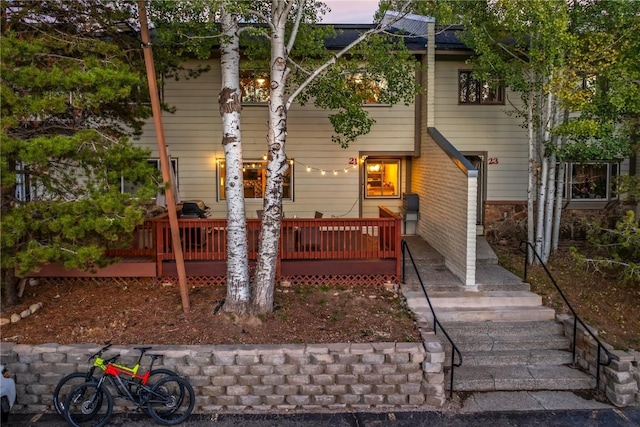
[488,157,499,165]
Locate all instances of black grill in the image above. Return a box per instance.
[402,193,419,212]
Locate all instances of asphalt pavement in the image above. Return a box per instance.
[5,407,640,427]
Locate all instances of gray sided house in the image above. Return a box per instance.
[133,20,631,288]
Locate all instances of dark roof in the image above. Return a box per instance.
[320,24,427,52]
[434,25,469,51]
[321,22,469,53]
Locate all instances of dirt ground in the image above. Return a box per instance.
[492,241,640,351]
[1,241,637,351]
[0,280,421,346]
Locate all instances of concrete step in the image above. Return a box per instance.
[439,320,565,337]
[414,306,557,323]
[442,334,569,353]
[447,365,596,392]
[476,281,531,292]
[444,349,574,366]
[407,290,543,309]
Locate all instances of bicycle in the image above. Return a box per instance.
[63,351,194,427]
[53,342,177,416]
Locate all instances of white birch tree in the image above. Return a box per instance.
[148,0,421,315]
[421,0,637,264]
[218,4,252,315]
[251,0,419,314]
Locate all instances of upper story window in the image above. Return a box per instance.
[459,70,504,105]
[218,159,293,201]
[365,159,400,198]
[240,71,270,103]
[567,162,618,201]
[348,72,388,104]
[122,158,178,196]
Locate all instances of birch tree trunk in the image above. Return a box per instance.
[252,0,292,314]
[535,89,554,262]
[219,8,251,315]
[552,110,570,251]
[527,88,536,265]
[542,153,556,263]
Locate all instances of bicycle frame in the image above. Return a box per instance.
[96,363,161,408]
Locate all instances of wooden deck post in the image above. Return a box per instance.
[138,1,190,313]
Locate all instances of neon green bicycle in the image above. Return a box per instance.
[53,342,177,416]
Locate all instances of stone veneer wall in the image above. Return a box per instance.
[0,339,447,414]
[557,314,640,407]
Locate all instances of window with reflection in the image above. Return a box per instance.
[348,72,388,104]
[121,158,176,195]
[568,163,618,201]
[459,70,504,105]
[218,159,293,200]
[240,71,270,103]
[365,159,399,198]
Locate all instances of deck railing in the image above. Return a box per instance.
[105,214,401,277]
[155,216,399,260]
[105,220,156,257]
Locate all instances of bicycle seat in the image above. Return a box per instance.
[134,346,153,353]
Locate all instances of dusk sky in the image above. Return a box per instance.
[321,0,380,23]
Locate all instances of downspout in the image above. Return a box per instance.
[138,1,190,314]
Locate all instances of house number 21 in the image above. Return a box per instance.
[488,157,499,165]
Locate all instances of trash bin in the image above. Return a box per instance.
[402,193,419,235]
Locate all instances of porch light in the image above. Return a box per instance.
[306,165,311,172]
[333,170,338,175]
[321,170,326,175]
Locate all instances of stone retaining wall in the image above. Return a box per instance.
[0,340,446,414]
[558,314,640,407]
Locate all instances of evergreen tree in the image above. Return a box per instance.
[1,0,158,307]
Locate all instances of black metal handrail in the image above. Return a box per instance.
[401,240,462,397]
[520,241,612,392]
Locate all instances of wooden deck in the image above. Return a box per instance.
[28,208,402,284]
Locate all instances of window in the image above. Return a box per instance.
[240,71,270,103]
[459,70,504,105]
[218,159,293,201]
[567,163,618,201]
[348,72,388,104]
[122,158,177,195]
[365,159,400,198]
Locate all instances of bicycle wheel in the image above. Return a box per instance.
[146,376,194,426]
[53,372,96,415]
[133,368,178,414]
[64,381,113,427]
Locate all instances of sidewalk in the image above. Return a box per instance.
[7,407,640,426]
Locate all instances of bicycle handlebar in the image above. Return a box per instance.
[89,341,113,362]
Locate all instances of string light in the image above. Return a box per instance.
[218,157,361,178]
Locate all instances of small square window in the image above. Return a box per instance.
[240,71,270,103]
[218,159,293,201]
[121,158,176,195]
[459,70,504,105]
[568,163,618,201]
[365,159,400,198]
[348,72,388,104]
